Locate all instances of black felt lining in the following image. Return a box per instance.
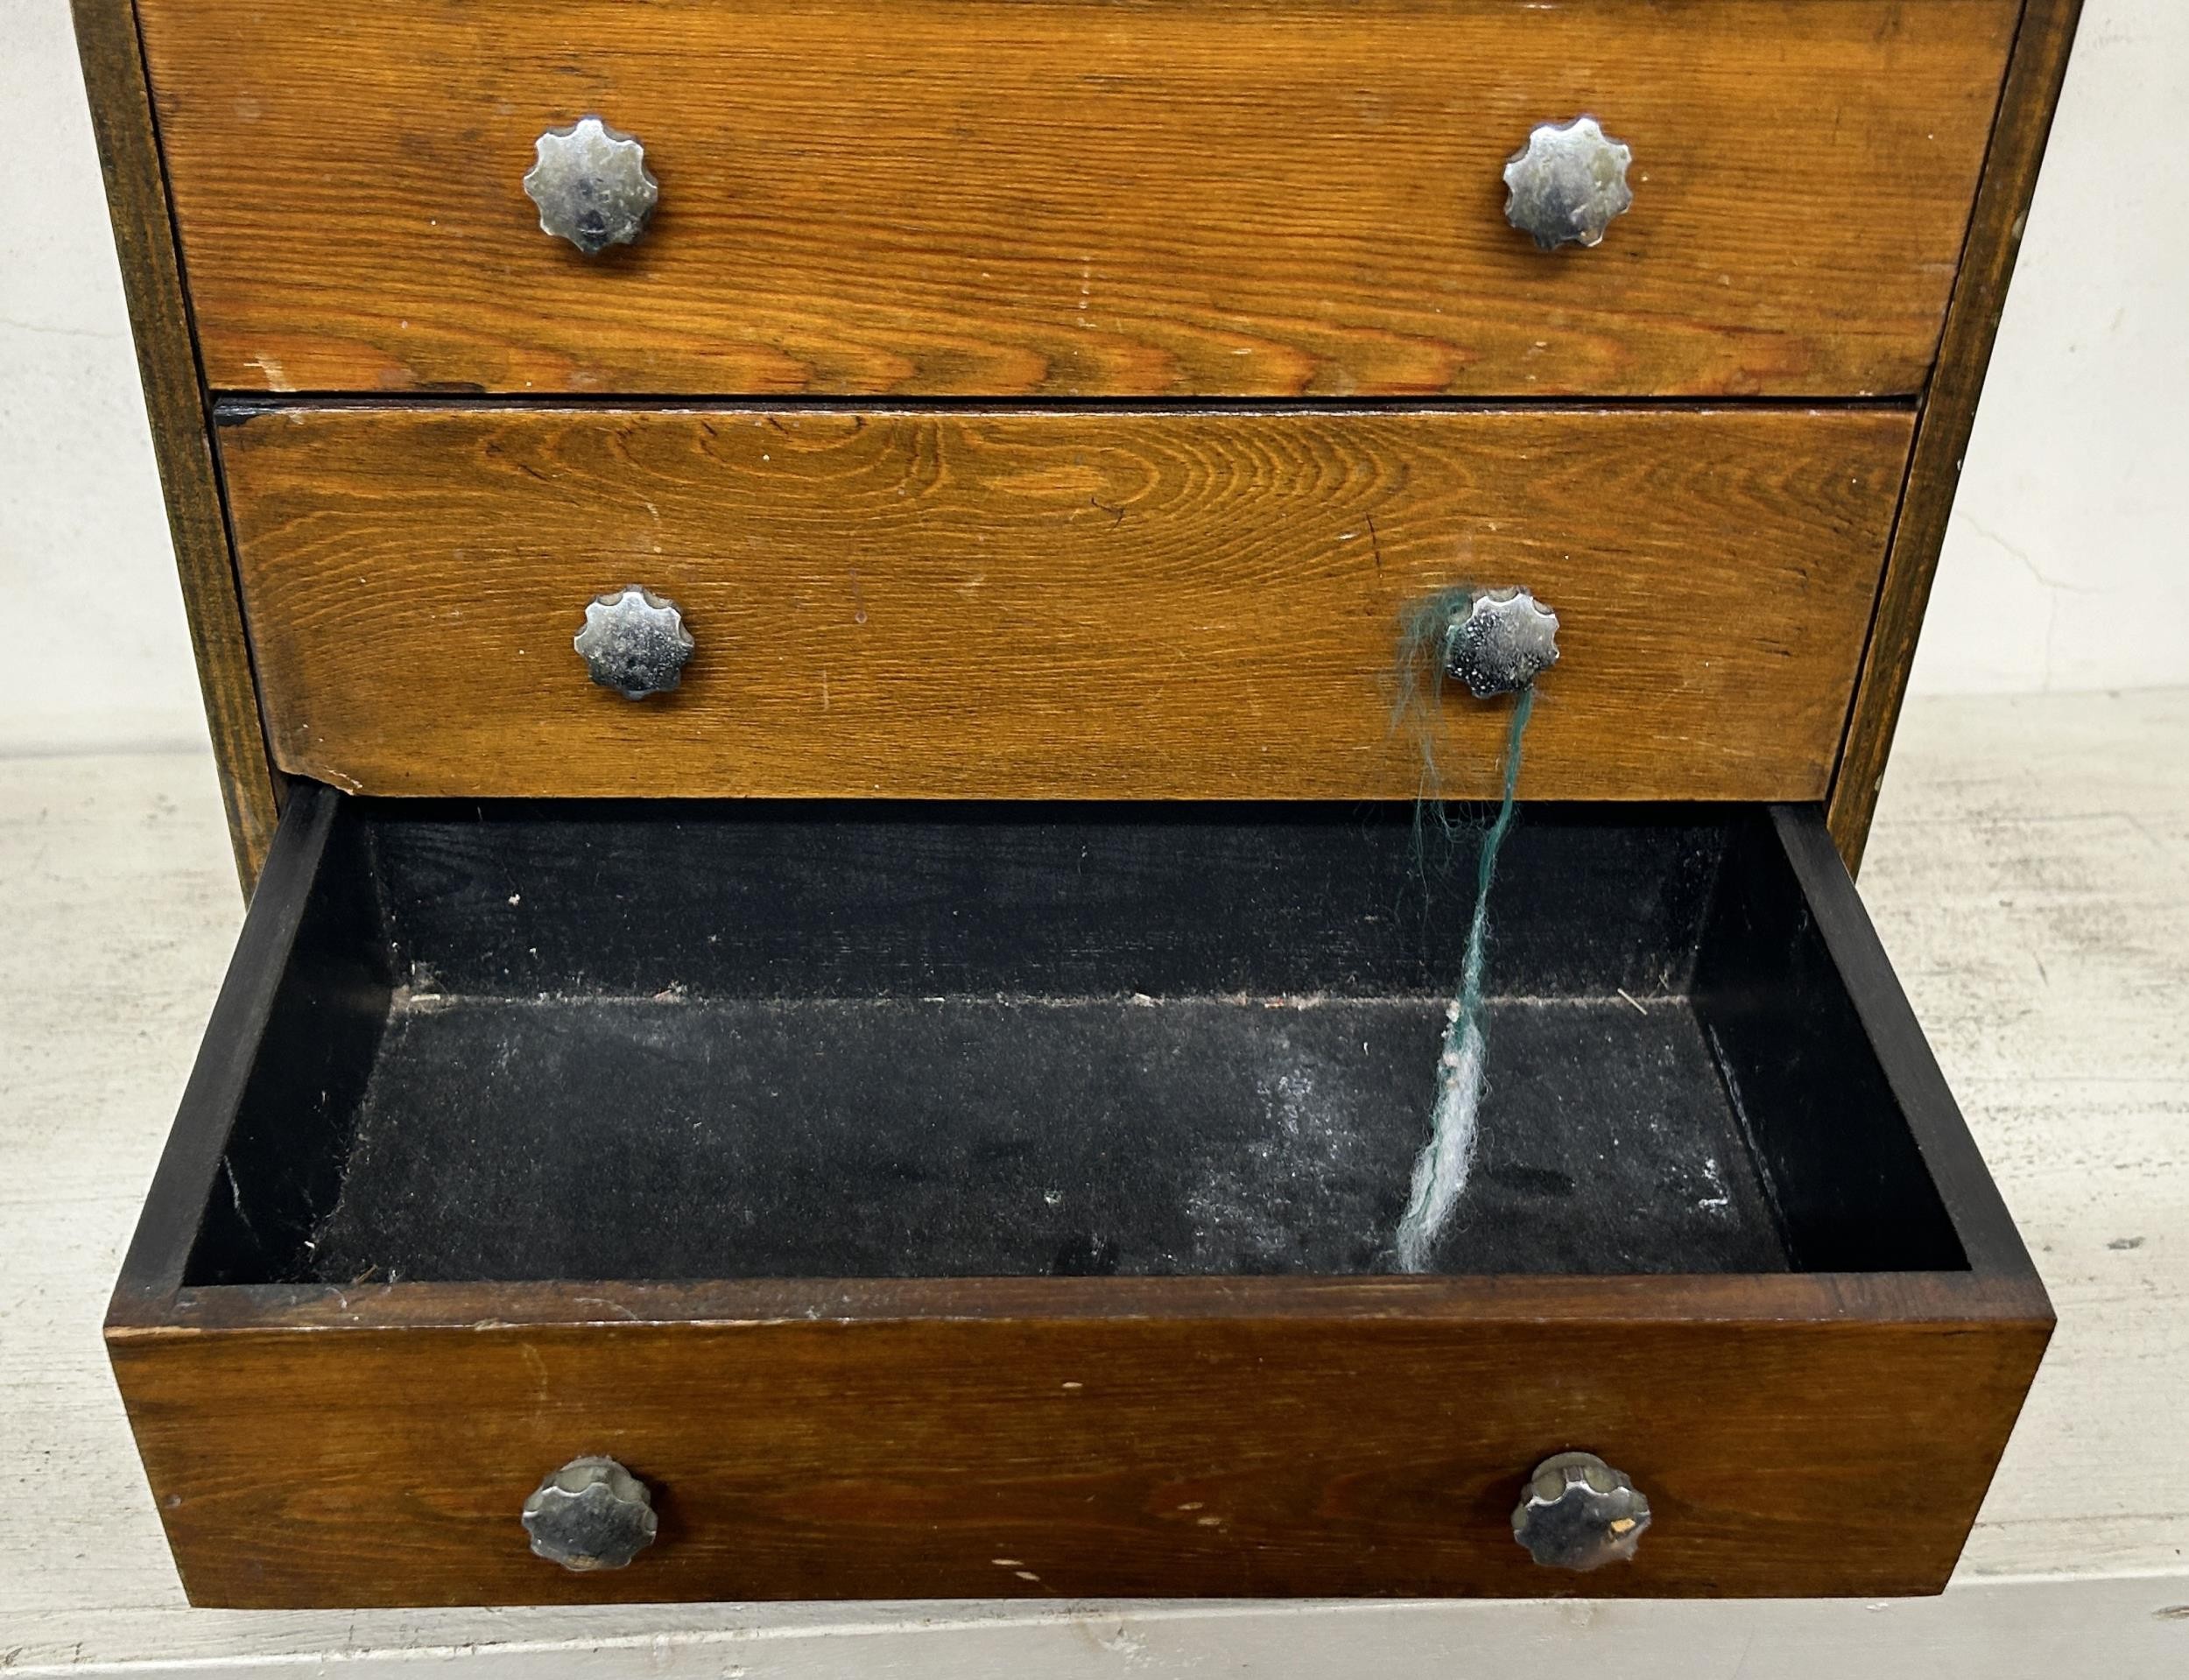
[306,994,1784,1283]
[184,798,1961,1286]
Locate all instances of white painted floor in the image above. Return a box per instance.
[1,690,2185,1676]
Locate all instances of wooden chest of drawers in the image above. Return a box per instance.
[76,0,2080,1606]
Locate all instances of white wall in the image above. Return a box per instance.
[1,0,2183,758]
[0,0,208,752]
[1911,0,2189,694]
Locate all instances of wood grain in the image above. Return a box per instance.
[133,0,2017,398]
[217,406,1912,804]
[1829,0,2085,872]
[108,1278,2046,1606]
[69,0,279,888]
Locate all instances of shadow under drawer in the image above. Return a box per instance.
[109,789,2047,1606]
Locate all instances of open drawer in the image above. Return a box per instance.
[109,787,2047,1606]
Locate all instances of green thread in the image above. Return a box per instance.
[1392,586,1481,875]
[1459,681,1533,1037]
[1393,681,1536,1273]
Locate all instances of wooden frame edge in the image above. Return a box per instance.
[104,784,341,1331]
[1828,0,2085,874]
[71,0,280,892]
[116,1267,2053,1339]
[1772,805,2051,1304]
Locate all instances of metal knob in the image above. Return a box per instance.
[1503,116,1634,250]
[1444,587,1559,698]
[1512,1451,1651,1571]
[574,586,694,699]
[524,116,658,255]
[522,1455,658,1571]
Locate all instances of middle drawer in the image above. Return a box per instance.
[219,405,1911,804]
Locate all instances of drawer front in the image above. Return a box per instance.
[114,1305,2045,1606]
[137,0,2017,398]
[220,406,1911,804]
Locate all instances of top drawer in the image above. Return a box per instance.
[137,0,2017,399]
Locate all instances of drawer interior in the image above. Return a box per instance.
[186,793,1965,1287]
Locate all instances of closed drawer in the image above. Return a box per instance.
[137,0,2017,397]
[219,405,1911,803]
[110,791,2047,1606]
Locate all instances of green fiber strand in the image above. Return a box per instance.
[1393,682,1535,1273]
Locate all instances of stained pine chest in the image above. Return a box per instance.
[75,0,2079,1606]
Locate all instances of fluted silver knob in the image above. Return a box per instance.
[574,585,694,699]
[522,1456,658,1571]
[1512,1452,1651,1571]
[1503,116,1634,251]
[1445,587,1559,698]
[524,116,658,256]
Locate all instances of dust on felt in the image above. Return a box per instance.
[1180,999,1390,1270]
[1172,991,1749,1270]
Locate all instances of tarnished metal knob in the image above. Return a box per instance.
[1445,587,1559,698]
[1512,1451,1651,1571]
[1503,116,1634,251]
[574,586,694,699]
[524,116,658,256]
[522,1456,658,1571]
